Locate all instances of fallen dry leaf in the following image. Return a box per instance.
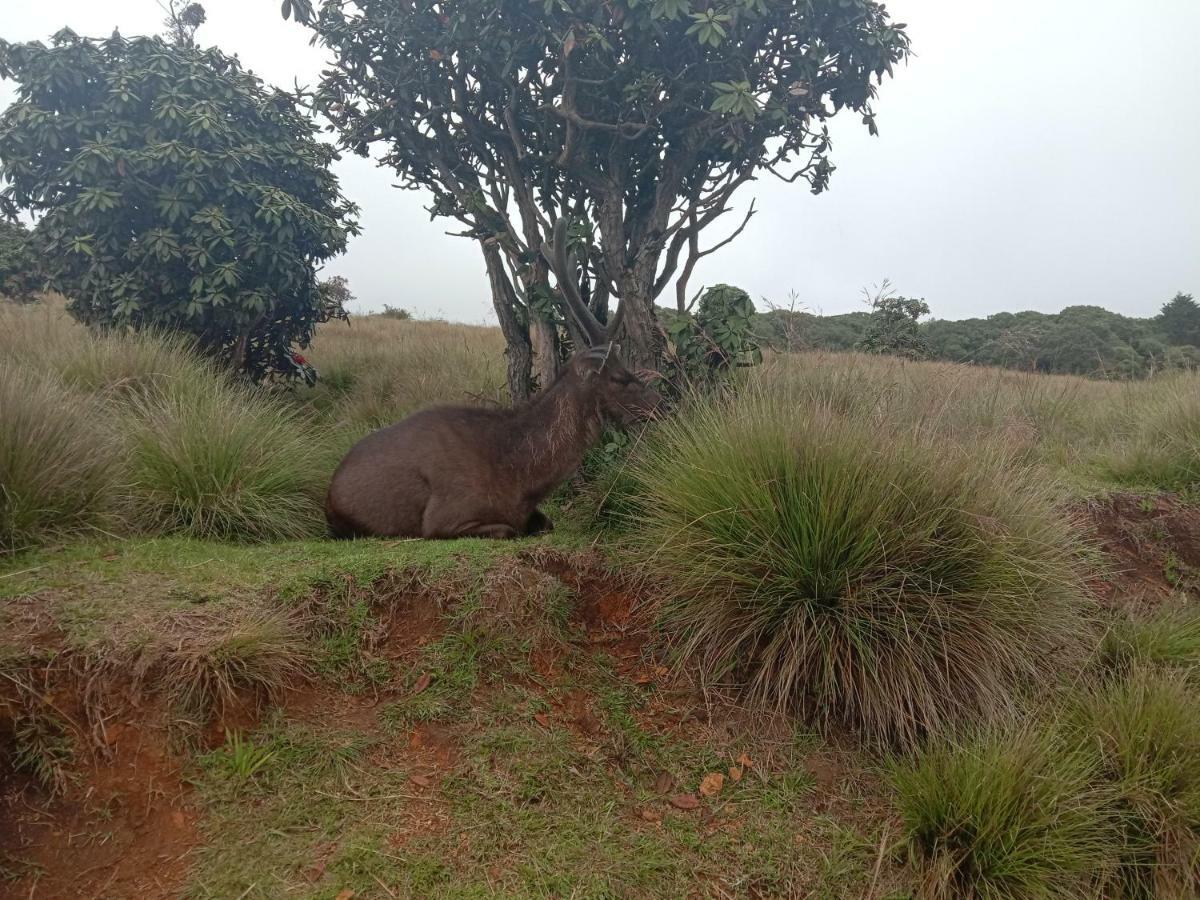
[728,765,743,783]
[736,752,754,769]
[429,49,443,60]
[669,793,700,810]
[533,712,551,728]
[634,671,655,685]
[409,774,432,788]
[640,807,662,823]
[410,672,432,696]
[335,891,355,900]
[699,772,725,797]
[653,771,674,794]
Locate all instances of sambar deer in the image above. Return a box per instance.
[325,222,664,539]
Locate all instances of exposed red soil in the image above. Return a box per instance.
[0,721,197,900]
[1082,493,1200,612]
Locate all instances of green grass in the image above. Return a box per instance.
[0,363,123,551]
[123,377,339,541]
[1074,668,1200,898]
[625,391,1092,746]
[1099,607,1200,677]
[891,725,1112,898]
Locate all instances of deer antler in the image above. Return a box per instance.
[544,218,619,348]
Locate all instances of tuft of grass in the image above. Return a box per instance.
[1099,607,1200,677]
[891,726,1113,899]
[627,393,1091,746]
[0,363,123,551]
[1097,378,1200,492]
[1075,668,1200,898]
[210,728,279,781]
[55,328,215,399]
[123,377,337,541]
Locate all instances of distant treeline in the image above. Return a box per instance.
[754,294,1200,379]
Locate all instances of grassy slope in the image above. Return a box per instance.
[3,303,1199,897]
[1,533,898,899]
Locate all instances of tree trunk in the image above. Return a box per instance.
[616,277,663,374]
[481,241,533,401]
[530,316,559,392]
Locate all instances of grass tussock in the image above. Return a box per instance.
[1099,607,1200,678]
[1098,378,1200,493]
[891,726,1112,899]
[627,392,1092,745]
[124,378,337,541]
[1076,668,1200,897]
[0,363,123,551]
[127,607,312,724]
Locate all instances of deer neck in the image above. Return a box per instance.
[509,377,603,500]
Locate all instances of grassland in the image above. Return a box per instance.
[1,299,1198,898]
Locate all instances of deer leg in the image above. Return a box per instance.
[524,509,554,535]
[421,499,520,540]
[455,522,519,539]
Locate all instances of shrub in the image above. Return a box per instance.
[0,31,358,379]
[0,364,122,550]
[124,377,336,540]
[891,726,1112,898]
[627,393,1091,745]
[0,218,41,302]
[1075,669,1200,897]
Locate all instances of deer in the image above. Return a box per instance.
[324,220,665,539]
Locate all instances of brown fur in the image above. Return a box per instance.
[325,346,663,539]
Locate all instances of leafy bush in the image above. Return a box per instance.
[626,393,1090,745]
[0,30,358,379]
[891,726,1112,898]
[662,284,761,387]
[0,364,122,550]
[124,377,336,540]
[1075,669,1200,897]
[0,218,41,302]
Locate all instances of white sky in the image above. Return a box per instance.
[2,0,1198,321]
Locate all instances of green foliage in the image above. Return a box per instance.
[1074,669,1200,897]
[624,392,1090,746]
[123,376,337,540]
[661,283,761,386]
[0,363,121,550]
[856,283,930,358]
[1158,292,1200,347]
[764,294,1200,379]
[282,0,908,383]
[891,726,1112,898]
[0,218,40,301]
[0,31,358,379]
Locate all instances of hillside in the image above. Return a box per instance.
[2,302,1199,898]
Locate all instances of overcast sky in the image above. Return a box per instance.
[3,0,1198,321]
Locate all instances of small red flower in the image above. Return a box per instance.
[291,353,307,365]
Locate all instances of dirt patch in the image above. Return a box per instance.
[1082,493,1200,612]
[0,722,197,899]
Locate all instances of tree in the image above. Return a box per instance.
[0,218,41,302]
[1158,292,1200,347]
[856,282,929,358]
[160,0,207,47]
[281,0,909,398]
[0,31,359,379]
